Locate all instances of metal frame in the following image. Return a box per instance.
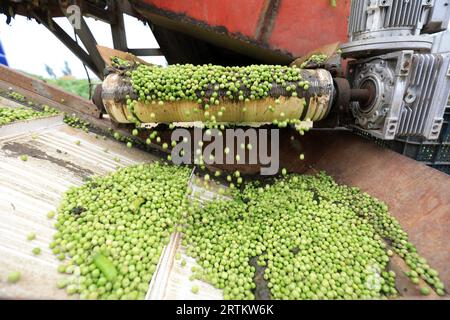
[22,0,163,79]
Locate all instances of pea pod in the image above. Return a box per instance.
[93,253,117,282]
[129,197,145,212]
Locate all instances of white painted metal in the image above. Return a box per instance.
[146,173,225,300]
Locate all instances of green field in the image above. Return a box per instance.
[26,72,98,100]
[46,78,98,100]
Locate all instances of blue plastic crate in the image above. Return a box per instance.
[441,122,450,143]
[416,144,438,162]
[389,105,450,174]
[436,145,450,162]
[441,111,450,143]
[392,139,438,163]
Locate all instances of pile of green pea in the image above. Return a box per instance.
[51,162,192,299]
[63,114,90,132]
[128,63,308,105]
[0,105,60,126]
[184,173,445,299]
[7,91,26,102]
[50,162,445,299]
[300,54,329,68]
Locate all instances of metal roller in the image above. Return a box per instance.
[101,68,335,126]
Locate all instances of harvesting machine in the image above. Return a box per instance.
[1,0,450,296]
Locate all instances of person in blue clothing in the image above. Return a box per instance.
[0,38,8,66]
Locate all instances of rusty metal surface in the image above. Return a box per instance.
[97,45,152,67]
[304,130,450,290]
[0,66,171,162]
[389,255,441,299]
[0,65,101,119]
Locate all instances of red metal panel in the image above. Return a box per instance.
[140,0,350,59]
[142,0,266,38]
[268,0,350,57]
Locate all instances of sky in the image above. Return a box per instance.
[0,14,167,79]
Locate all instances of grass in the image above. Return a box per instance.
[47,78,98,100]
[24,72,99,100]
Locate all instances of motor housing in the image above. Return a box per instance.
[348,51,450,139]
[343,0,450,140]
[342,0,450,57]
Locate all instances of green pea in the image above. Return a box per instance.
[7,271,21,283]
[27,232,36,241]
[420,287,430,296]
[191,285,199,294]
